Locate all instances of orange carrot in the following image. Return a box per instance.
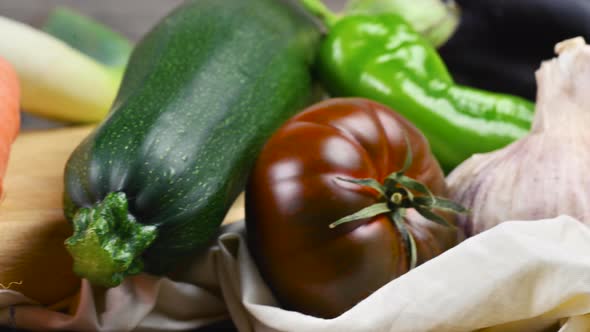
[0,57,20,199]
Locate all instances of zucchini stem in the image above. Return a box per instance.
[329,141,466,269]
[64,192,157,287]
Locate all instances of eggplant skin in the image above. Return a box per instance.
[439,0,590,100]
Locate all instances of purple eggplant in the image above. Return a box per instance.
[439,0,590,100]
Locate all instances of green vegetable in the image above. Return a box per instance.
[344,0,459,47]
[0,8,131,123]
[63,0,321,287]
[301,0,535,171]
[0,15,124,123]
[43,6,132,68]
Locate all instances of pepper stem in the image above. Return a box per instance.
[299,0,339,28]
[344,0,459,47]
[64,192,157,287]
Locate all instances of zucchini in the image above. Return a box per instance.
[43,6,132,68]
[63,0,321,287]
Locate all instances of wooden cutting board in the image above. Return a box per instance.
[1,126,93,222]
[0,126,244,306]
[0,126,92,305]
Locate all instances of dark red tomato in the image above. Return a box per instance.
[246,98,459,318]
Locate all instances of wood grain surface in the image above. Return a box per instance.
[0,127,91,305]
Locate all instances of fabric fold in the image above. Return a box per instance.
[2,216,590,332]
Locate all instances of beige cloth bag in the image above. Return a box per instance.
[2,216,590,332]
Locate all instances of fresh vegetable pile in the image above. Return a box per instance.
[3,0,590,330]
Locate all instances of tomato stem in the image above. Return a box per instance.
[392,210,417,269]
[329,140,467,269]
[391,192,403,205]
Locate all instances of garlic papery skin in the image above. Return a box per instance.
[447,37,590,236]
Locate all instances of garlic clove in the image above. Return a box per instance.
[447,37,590,236]
[554,37,585,54]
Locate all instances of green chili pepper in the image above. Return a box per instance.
[300,0,535,172]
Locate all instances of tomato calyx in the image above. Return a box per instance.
[329,137,467,269]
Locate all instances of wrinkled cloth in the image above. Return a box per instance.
[2,216,590,332]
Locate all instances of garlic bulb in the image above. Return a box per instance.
[447,37,590,236]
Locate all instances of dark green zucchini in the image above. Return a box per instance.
[63,0,321,287]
